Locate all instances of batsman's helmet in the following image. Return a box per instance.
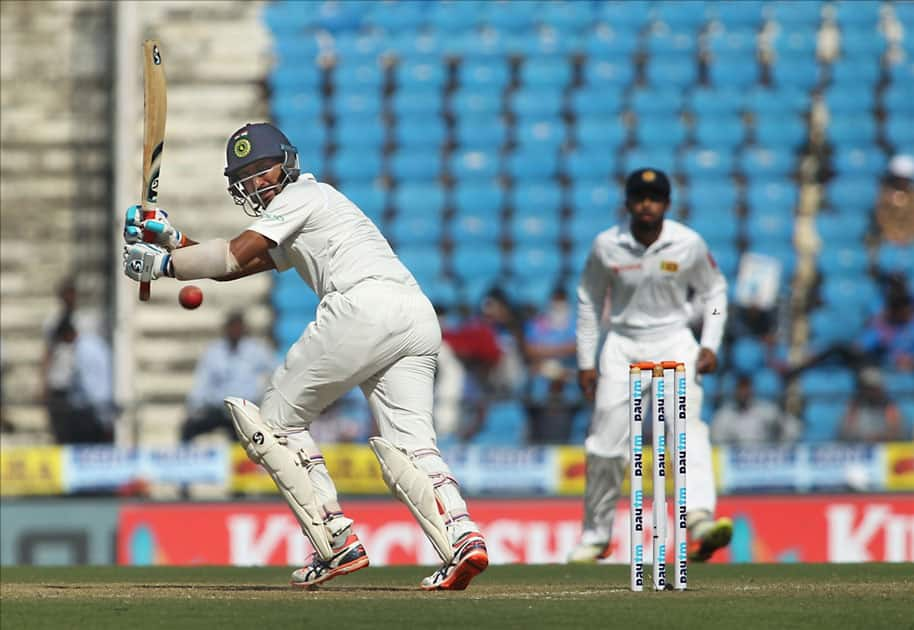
[224,122,300,216]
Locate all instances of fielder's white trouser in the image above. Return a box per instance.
[259,280,473,543]
[581,327,716,544]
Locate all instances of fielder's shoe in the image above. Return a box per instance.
[291,533,369,589]
[688,517,733,562]
[420,531,488,591]
[567,541,612,564]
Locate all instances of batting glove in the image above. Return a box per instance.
[124,205,186,250]
[123,242,174,282]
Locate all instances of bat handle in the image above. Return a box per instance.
[138,209,157,302]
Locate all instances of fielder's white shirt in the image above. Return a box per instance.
[247,174,416,298]
[576,218,728,370]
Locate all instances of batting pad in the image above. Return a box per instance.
[225,397,333,560]
[369,437,454,563]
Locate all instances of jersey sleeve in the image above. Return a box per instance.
[576,240,611,370]
[687,237,728,353]
[247,180,327,246]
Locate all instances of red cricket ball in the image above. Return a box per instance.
[178,285,204,310]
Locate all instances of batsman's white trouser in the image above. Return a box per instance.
[581,328,715,544]
[259,280,474,542]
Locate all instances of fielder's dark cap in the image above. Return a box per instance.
[625,168,671,200]
[224,122,296,178]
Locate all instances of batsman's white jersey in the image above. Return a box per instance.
[577,218,728,514]
[246,173,440,449]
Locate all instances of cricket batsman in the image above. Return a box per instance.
[122,122,488,590]
[568,168,733,563]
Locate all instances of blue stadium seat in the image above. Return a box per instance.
[272,37,322,67]
[391,182,446,218]
[481,0,537,31]
[272,93,323,120]
[563,147,617,181]
[645,57,699,88]
[654,1,709,30]
[706,28,759,57]
[394,58,447,89]
[391,89,444,117]
[389,214,444,246]
[449,148,500,179]
[630,87,685,116]
[687,87,744,116]
[428,0,479,31]
[803,400,846,443]
[824,85,877,115]
[687,212,740,243]
[567,212,610,247]
[509,88,564,118]
[817,246,869,275]
[769,26,819,57]
[807,308,866,345]
[738,146,796,178]
[387,29,444,59]
[582,57,636,87]
[573,115,628,150]
[820,275,882,316]
[505,148,560,180]
[451,244,503,277]
[389,149,443,180]
[568,86,625,117]
[333,118,384,149]
[744,87,810,115]
[331,32,385,60]
[571,181,622,217]
[754,113,807,148]
[621,146,677,176]
[396,244,445,279]
[815,211,869,245]
[832,145,886,177]
[827,115,877,147]
[707,1,765,28]
[281,124,327,157]
[510,181,563,212]
[769,57,821,90]
[681,148,734,179]
[597,1,653,31]
[453,178,505,215]
[454,116,507,149]
[509,245,563,277]
[365,0,426,32]
[883,84,914,114]
[451,207,501,243]
[471,401,526,445]
[511,277,557,310]
[515,117,566,150]
[884,372,914,398]
[395,116,446,149]
[264,3,320,34]
[832,0,881,30]
[885,112,914,149]
[330,148,382,180]
[731,337,767,372]
[746,209,794,242]
[509,212,561,244]
[686,180,739,214]
[537,0,594,33]
[634,115,688,148]
[694,115,745,150]
[800,368,856,397]
[520,57,573,88]
[274,313,314,353]
[333,59,384,90]
[457,58,510,89]
[887,60,914,87]
[709,242,740,277]
[744,242,796,276]
[838,29,888,60]
[451,88,502,116]
[273,275,320,313]
[753,368,784,399]
[646,29,698,57]
[585,26,640,57]
[332,90,383,118]
[707,56,760,89]
[746,180,798,216]
[422,277,461,310]
[830,60,882,87]
[876,244,914,277]
[826,177,879,211]
[341,181,386,223]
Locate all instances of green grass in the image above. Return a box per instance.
[2,564,912,630]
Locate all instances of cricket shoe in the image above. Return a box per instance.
[566,541,612,564]
[420,531,488,591]
[290,534,369,589]
[688,517,733,562]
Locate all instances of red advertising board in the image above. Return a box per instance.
[118,495,914,566]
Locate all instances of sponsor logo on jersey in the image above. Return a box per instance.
[660,260,679,272]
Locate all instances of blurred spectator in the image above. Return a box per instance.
[524,285,577,381]
[524,370,584,445]
[42,316,115,444]
[309,390,374,444]
[856,276,914,372]
[181,311,275,442]
[839,367,906,442]
[42,276,102,340]
[875,154,914,245]
[433,304,467,439]
[0,339,11,434]
[710,374,801,446]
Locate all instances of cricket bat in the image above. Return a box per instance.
[139,39,167,301]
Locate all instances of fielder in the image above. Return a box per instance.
[568,168,733,563]
[122,122,488,590]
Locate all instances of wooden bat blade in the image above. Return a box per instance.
[139,39,166,302]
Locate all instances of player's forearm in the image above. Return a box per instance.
[698,284,728,353]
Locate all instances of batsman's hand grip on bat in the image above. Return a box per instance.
[124,204,187,250]
[123,242,174,282]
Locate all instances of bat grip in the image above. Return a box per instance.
[138,209,157,301]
